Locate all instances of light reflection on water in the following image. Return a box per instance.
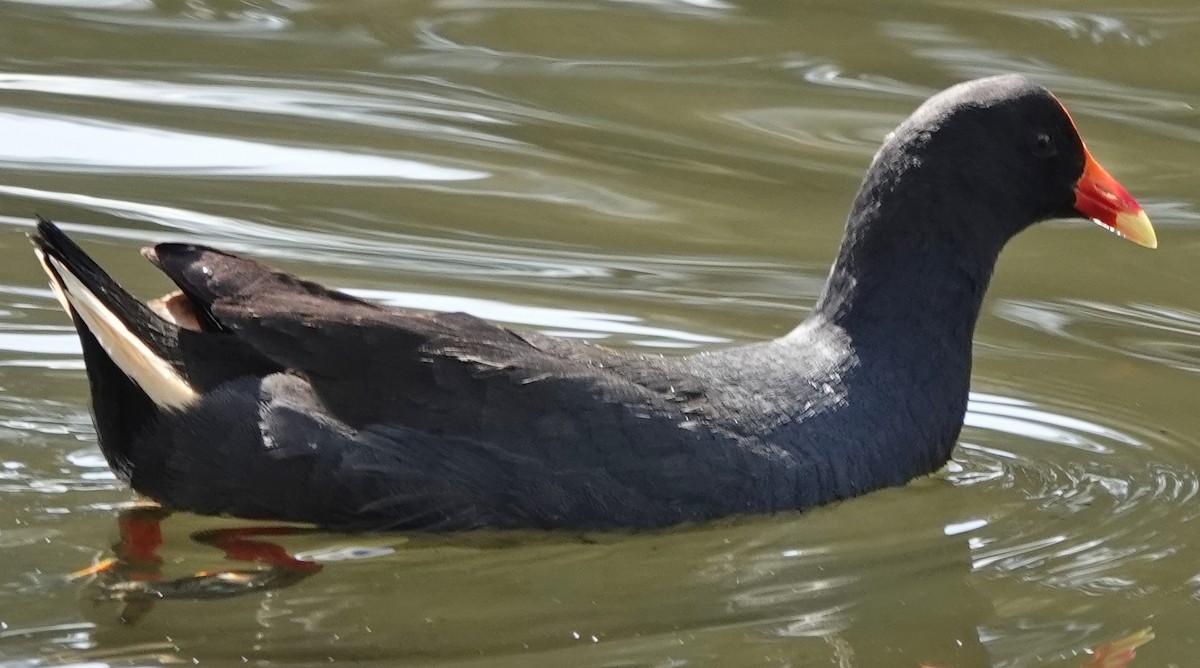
[0,73,544,148]
[997,299,1200,375]
[0,110,490,180]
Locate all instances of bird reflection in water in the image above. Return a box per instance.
[72,506,323,624]
[922,627,1154,668]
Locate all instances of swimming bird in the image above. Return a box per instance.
[31,75,1156,531]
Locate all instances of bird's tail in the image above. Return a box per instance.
[30,216,196,410]
[30,218,198,480]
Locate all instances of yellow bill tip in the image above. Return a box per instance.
[1108,208,1157,249]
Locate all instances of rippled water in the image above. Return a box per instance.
[0,0,1198,666]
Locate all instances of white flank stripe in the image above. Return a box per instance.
[46,255,197,409]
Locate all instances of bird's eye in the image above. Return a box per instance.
[1031,131,1057,158]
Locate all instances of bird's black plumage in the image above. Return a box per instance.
[30,75,1150,530]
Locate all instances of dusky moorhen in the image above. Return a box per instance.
[31,74,1156,530]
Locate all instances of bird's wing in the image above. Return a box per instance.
[147,243,702,444]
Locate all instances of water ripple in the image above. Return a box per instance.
[1003,8,1192,46]
[0,72,533,148]
[722,107,899,171]
[883,12,1193,123]
[953,392,1199,595]
[61,1,293,35]
[996,298,1200,374]
[0,192,634,279]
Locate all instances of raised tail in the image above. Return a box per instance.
[31,219,285,500]
[30,217,197,410]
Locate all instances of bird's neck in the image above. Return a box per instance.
[811,241,996,355]
[809,168,1006,355]
[784,192,1006,488]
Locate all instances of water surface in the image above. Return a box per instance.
[0,0,1198,666]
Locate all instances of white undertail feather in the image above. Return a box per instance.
[43,255,198,409]
[33,247,72,314]
[148,291,203,332]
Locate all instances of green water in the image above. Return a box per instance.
[0,1,1198,666]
